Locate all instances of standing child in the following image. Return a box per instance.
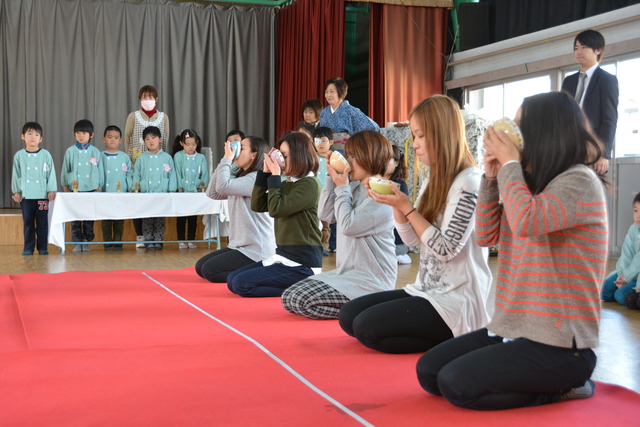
[61,119,104,252]
[172,129,209,249]
[195,136,275,282]
[133,126,177,249]
[124,85,170,247]
[385,145,411,264]
[11,122,57,255]
[416,91,608,409]
[312,126,334,256]
[296,98,323,130]
[100,125,132,251]
[227,132,322,297]
[282,130,397,319]
[602,192,640,305]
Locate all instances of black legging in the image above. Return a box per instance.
[195,247,254,283]
[338,289,453,354]
[416,328,596,410]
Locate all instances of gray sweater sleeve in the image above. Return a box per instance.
[214,159,256,197]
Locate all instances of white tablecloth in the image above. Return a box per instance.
[48,192,228,248]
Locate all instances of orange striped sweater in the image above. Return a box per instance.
[476,163,608,349]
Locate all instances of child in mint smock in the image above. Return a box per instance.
[11,122,57,255]
[133,126,177,249]
[172,129,208,249]
[60,119,104,252]
[100,125,132,250]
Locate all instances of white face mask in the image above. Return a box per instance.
[141,99,156,111]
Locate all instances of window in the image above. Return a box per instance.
[467,75,551,121]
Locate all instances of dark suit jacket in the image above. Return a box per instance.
[561,66,619,159]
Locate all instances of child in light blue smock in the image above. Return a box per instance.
[133,126,177,249]
[172,129,208,249]
[602,192,640,305]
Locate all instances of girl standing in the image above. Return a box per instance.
[282,130,396,319]
[338,95,492,354]
[173,129,209,248]
[227,132,322,297]
[195,136,274,282]
[417,91,608,409]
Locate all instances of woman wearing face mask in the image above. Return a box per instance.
[124,85,171,163]
[124,85,171,246]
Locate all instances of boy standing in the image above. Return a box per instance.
[101,125,132,251]
[312,126,334,256]
[11,122,57,255]
[133,126,177,249]
[60,119,104,252]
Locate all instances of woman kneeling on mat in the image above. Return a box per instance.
[195,136,274,283]
[282,130,397,319]
[227,132,322,297]
[417,91,608,410]
[338,95,492,354]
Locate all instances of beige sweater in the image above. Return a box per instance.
[476,163,608,349]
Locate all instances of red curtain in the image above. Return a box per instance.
[369,5,448,126]
[276,0,345,139]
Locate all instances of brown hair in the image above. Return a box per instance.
[324,77,348,100]
[344,130,393,177]
[138,85,158,100]
[238,136,270,177]
[410,95,475,224]
[276,132,319,179]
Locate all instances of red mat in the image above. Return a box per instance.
[1,268,638,426]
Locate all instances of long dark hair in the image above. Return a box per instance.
[237,136,270,177]
[520,91,603,194]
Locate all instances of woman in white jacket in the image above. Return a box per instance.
[338,95,492,353]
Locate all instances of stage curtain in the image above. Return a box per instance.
[369,4,448,126]
[276,0,345,138]
[0,0,276,208]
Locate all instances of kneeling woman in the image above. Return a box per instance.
[338,95,492,354]
[227,132,322,297]
[416,91,608,410]
[195,136,274,283]
[282,131,397,319]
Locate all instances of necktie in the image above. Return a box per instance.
[575,72,587,105]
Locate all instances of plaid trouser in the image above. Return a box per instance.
[281,278,350,320]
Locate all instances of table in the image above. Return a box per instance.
[48,193,229,252]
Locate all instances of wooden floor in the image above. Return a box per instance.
[1,243,638,393]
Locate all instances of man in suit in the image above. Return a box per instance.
[561,29,618,176]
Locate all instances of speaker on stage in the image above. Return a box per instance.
[458,2,490,51]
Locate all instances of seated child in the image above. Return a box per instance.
[101,125,132,250]
[11,122,57,255]
[133,126,177,249]
[602,192,640,305]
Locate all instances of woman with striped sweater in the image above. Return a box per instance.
[416,91,608,410]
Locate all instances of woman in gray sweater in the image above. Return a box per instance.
[195,136,274,283]
[281,130,397,319]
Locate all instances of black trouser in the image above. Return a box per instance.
[177,215,197,240]
[71,220,94,242]
[416,328,597,410]
[20,199,49,253]
[338,289,453,354]
[195,247,254,283]
[133,218,143,236]
[101,219,124,248]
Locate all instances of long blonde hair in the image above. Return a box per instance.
[411,95,475,224]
